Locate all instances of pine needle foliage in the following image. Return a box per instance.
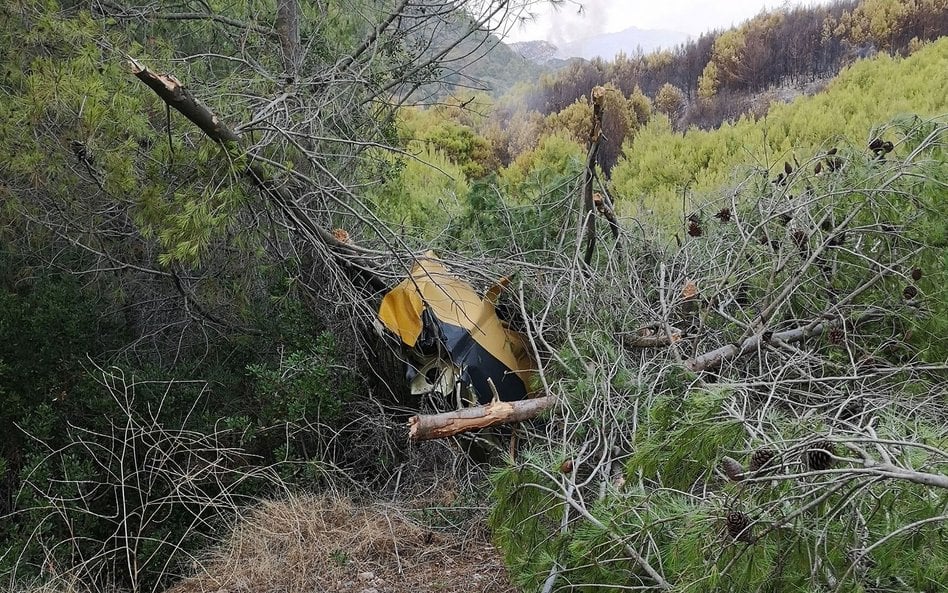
[489,460,565,590]
[486,114,948,592]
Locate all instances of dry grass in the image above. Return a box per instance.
[163,495,516,593]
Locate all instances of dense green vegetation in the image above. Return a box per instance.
[389,38,948,237]
[612,37,948,224]
[521,0,948,125]
[0,1,946,592]
[0,1,394,587]
[486,109,947,590]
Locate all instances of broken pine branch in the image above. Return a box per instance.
[408,397,555,441]
[126,56,386,289]
[408,308,880,440]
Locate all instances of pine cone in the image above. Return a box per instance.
[735,283,750,306]
[758,234,779,251]
[70,140,90,162]
[726,511,754,542]
[911,267,923,281]
[720,456,745,482]
[827,152,842,171]
[828,232,847,247]
[903,285,918,300]
[682,281,699,299]
[748,448,777,475]
[559,459,574,474]
[688,220,703,237]
[828,327,844,345]
[804,440,836,471]
[714,207,732,222]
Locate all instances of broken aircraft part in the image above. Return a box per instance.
[378,254,535,405]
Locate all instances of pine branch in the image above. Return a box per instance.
[408,397,555,441]
[126,57,385,290]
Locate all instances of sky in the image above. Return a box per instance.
[503,0,834,44]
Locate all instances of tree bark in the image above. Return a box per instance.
[594,184,621,243]
[684,317,835,373]
[276,0,301,78]
[128,58,240,144]
[408,397,555,441]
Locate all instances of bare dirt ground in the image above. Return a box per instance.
[163,495,517,593]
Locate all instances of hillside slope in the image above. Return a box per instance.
[611,37,948,221]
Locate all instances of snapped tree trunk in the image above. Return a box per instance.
[126,57,386,290]
[582,86,606,266]
[594,184,621,243]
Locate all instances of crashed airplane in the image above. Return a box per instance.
[378,253,535,406]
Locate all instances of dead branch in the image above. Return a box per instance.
[408,397,554,441]
[94,1,276,37]
[128,57,240,143]
[683,318,834,373]
[684,308,882,373]
[625,334,682,348]
[338,0,412,71]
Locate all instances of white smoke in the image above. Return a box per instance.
[545,0,610,46]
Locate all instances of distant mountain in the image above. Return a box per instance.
[412,19,547,99]
[557,26,689,60]
[508,40,560,65]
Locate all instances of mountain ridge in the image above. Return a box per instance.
[510,25,690,63]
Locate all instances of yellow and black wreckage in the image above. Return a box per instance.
[378,252,536,407]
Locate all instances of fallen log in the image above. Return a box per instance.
[408,396,554,441]
[685,307,883,373]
